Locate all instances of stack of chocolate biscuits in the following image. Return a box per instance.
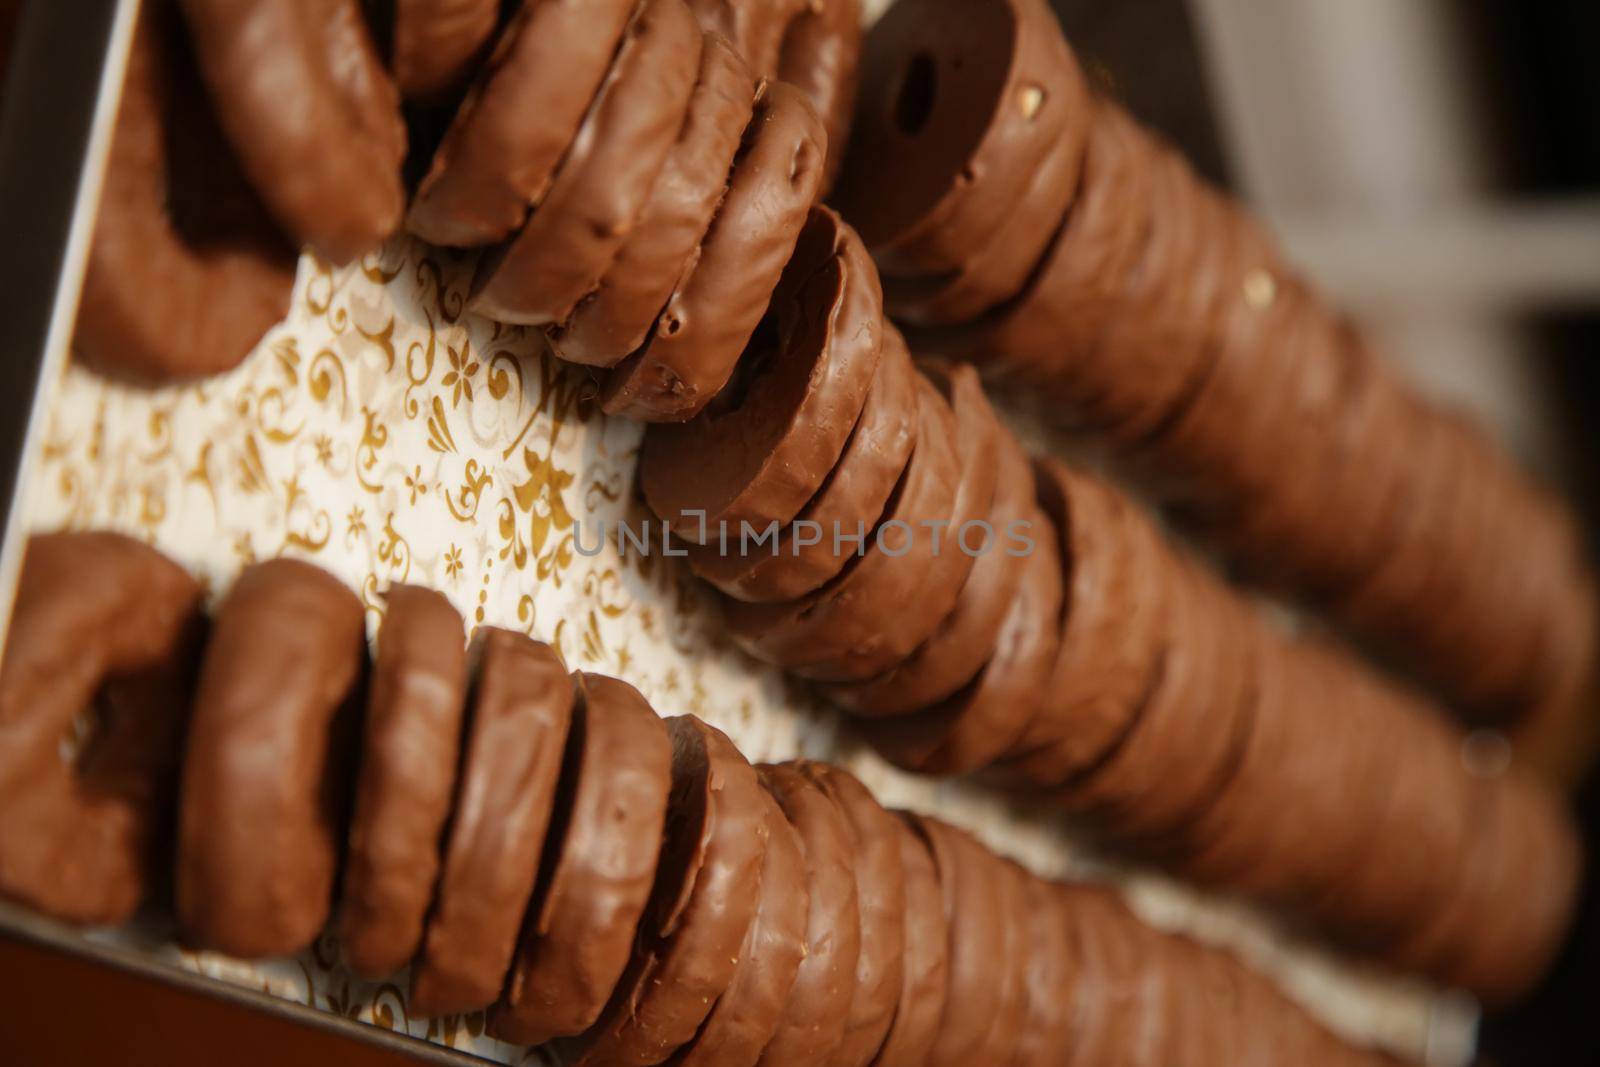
[0,531,1407,1066]
[76,0,861,406]
[834,0,1598,751]
[637,211,1582,1004]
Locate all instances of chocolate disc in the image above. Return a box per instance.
[798,763,906,1067]
[179,0,405,263]
[602,81,827,422]
[1061,885,1156,1067]
[642,207,884,540]
[671,788,808,1067]
[410,632,573,1016]
[406,0,636,246]
[684,324,918,604]
[564,716,768,1065]
[492,673,673,1045]
[724,364,998,682]
[857,502,1061,777]
[756,762,861,1067]
[684,0,807,78]
[391,0,501,103]
[176,559,366,958]
[0,533,204,926]
[550,34,759,368]
[871,813,950,1067]
[338,585,470,979]
[907,816,1005,1067]
[470,0,703,325]
[75,4,295,384]
[966,853,1030,1064]
[837,0,1085,276]
[1008,870,1077,1067]
[994,459,1165,787]
[824,428,1032,716]
[775,0,861,191]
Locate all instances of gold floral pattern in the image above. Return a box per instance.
[24,236,1466,1065]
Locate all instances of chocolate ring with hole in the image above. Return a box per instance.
[823,430,1032,717]
[723,365,998,682]
[797,762,906,1067]
[176,559,365,958]
[602,81,827,422]
[870,814,949,1067]
[74,5,296,385]
[857,504,1062,777]
[470,0,703,325]
[409,632,574,1016]
[684,324,917,604]
[406,0,636,246]
[776,0,861,192]
[836,0,1085,277]
[641,207,883,541]
[907,816,1006,1067]
[550,33,758,368]
[881,103,1083,327]
[391,0,501,103]
[338,585,470,980]
[669,788,808,1067]
[491,673,672,1045]
[561,716,768,1065]
[755,762,861,1067]
[179,0,405,264]
[0,533,204,926]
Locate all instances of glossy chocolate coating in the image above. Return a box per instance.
[391,0,500,103]
[179,0,405,263]
[338,585,469,979]
[176,559,366,959]
[0,533,204,926]
[410,632,573,1016]
[75,3,295,385]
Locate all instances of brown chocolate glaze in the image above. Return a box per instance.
[74,3,295,385]
[969,854,1030,1065]
[870,815,949,1067]
[1008,871,1076,1067]
[909,816,1005,1067]
[684,0,808,79]
[684,324,918,604]
[671,789,808,1067]
[838,0,1083,277]
[602,82,827,422]
[997,458,1165,787]
[858,503,1061,776]
[0,533,203,926]
[642,207,883,540]
[391,0,501,103]
[724,364,997,683]
[410,632,573,1017]
[550,34,759,368]
[565,716,767,1066]
[338,586,470,979]
[470,0,703,325]
[406,0,636,246]
[179,0,405,264]
[176,559,365,959]
[824,428,1032,716]
[798,763,906,1067]
[756,763,860,1067]
[492,673,673,1046]
[775,0,861,192]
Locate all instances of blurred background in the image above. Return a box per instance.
[1049,1,1599,1062]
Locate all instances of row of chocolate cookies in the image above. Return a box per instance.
[636,211,1583,1005]
[75,0,860,403]
[0,531,1406,1067]
[830,0,1599,756]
